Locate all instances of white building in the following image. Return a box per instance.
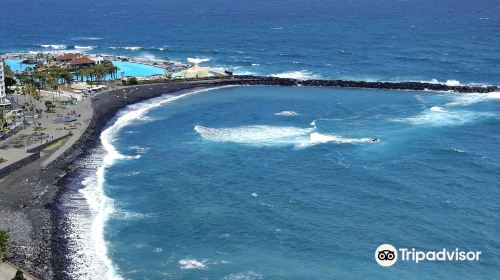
[0,57,12,108]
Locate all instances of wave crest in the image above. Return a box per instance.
[269,70,321,80]
[446,92,500,107]
[179,259,207,270]
[395,108,493,126]
[40,44,67,49]
[78,86,234,279]
[194,125,376,147]
[75,45,97,50]
[274,110,299,117]
[187,57,211,64]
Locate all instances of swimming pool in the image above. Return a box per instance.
[112,61,165,77]
[4,59,165,79]
[4,59,35,72]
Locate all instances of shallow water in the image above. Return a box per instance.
[62,86,500,279]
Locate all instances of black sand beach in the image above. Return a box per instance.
[0,79,242,279]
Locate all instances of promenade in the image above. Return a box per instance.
[0,91,92,177]
[0,261,36,280]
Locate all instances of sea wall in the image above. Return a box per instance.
[0,152,40,178]
[26,134,71,154]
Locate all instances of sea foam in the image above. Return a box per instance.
[269,70,321,80]
[179,259,207,269]
[110,46,142,51]
[40,44,67,49]
[274,110,299,117]
[445,91,500,107]
[187,57,211,64]
[75,45,97,50]
[396,108,493,126]
[78,86,235,279]
[306,132,376,146]
[194,125,376,147]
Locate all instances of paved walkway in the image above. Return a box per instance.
[0,91,92,172]
[0,261,36,280]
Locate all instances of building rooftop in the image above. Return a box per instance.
[68,56,95,65]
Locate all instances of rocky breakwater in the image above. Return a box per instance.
[233,76,498,93]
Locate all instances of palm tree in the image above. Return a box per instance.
[76,68,86,82]
[0,110,5,131]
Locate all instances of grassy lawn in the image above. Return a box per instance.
[42,138,66,152]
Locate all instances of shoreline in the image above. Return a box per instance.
[0,77,498,279]
[0,80,244,279]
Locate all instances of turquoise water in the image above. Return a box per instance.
[4,59,164,78]
[112,61,165,77]
[4,59,35,72]
[77,86,498,279]
[3,0,499,279]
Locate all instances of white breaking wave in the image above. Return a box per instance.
[306,132,377,146]
[222,271,264,280]
[194,125,377,147]
[187,57,211,64]
[445,91,500,107]
[274,110,299,117]
[128,145,149,154]
[179,259,207,270]
[40,44,67,49]
[110,46,142,51]
[123,46,141,51]
[78,86,235,280]
[418,79,462,86]
[430,106,447,112]
[395,108,493,126]
[269,70,321,80]
[137,53,160,61]
[79,165,120,279]
[72,37,103,41]
[194,125,314,146]
[75,45,96,50]
[445,79,461,86]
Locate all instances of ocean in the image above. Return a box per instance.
[2,0,500,279]
[1,0,500,84]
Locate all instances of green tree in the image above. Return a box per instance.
[127,77,138,85]
[4,76,17,87]
[3,64,17,87]
[0,230,8,255]
[11,270,27,280]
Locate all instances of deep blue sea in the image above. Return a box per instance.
[2,1,500,279]
[1,0,500,84]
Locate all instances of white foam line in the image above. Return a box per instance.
[83,85,236,279]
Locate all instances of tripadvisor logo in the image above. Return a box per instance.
[375,244,481,267]
[375,244,398,267]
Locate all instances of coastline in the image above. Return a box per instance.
[0,76,498,279]
[0,79,245,279]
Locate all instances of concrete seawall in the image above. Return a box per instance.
[26,134,71,154]
[0,134,71,179]
[0,152,40,178]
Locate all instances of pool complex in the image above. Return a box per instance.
[4,59,164,78]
